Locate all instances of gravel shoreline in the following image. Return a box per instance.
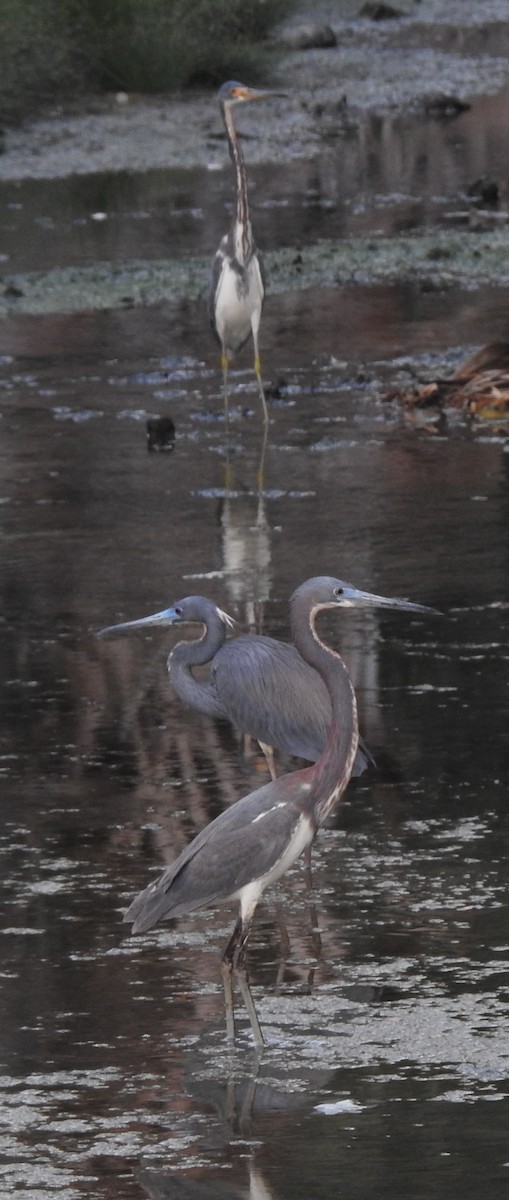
[2,0,509,182]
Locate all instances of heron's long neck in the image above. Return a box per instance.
[223,105,252,264]
[168,618,226,719]
[292,599,359,825]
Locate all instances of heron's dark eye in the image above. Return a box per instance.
[334,587,344,597]
[174,606,182,616]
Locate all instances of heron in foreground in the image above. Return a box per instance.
[119,577,435,1047]
[98,593,372,779]
[209,81,282,427]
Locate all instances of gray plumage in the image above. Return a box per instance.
[110,576,435,1046]
[211,631,367,769]
[98,593,370,776]
[125,770,312,934]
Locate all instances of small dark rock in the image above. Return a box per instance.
[359,2,403,18]
[467,176,499,207]
[146,415,175,452]
[310,94,348,121]
[3,282,24,298]
[284,23,337,50]
[422,93,470,119]
[264,377,288,401]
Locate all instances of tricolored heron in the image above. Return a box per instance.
[209,81,282,427]
[120,576,435,1047]
[98,593,371,780]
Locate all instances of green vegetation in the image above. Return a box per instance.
[0,0,295,123]
[0,0,79,122]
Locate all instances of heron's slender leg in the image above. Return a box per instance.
[221,349,230,429]
[301,841,323,960]
[274,900,291,993]
[252,325,268,427]
[223,912,264,1048]
[235,960,265,1049]
[302,844,314,893]
[258,740,277,781]
[221,931,238,1046]
[308,900,323,962]
[256,421,268,491]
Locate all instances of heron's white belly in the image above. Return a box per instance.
[214,259,263,354]
[237,811,314,920]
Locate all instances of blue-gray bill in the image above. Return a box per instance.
[97,603,234,638]
[97,585,438,638]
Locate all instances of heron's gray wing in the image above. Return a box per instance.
[208,236,229,339]
[124,773,312,933]
[214,635,371,775]
[213,635,332,761]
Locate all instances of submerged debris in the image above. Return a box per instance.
[359,2,403,18]
[421,93,471,120]
[466,176,500,207]
[146,415,176,452]
[383,343,509,430]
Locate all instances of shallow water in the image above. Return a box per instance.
[1,95,509,1200]
[2,92,509,277]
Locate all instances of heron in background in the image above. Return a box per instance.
[98,593,372,781]
[209,81,283,427]
[119,577,436,1047]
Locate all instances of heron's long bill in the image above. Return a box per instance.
[97,608,178,638]
[235,86,287,102]
[97,604,234,638]
[336,584,439,615]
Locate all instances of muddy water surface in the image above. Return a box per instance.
[3,92,509,277]
[1,95,509,1200]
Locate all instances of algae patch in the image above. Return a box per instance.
[2,229,509,320]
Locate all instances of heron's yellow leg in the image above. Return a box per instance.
[256,421,268,491]
[221,350,230,429]
[254,353,269,426]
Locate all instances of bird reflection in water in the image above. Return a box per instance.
[137,1159,273,1200]
[218,433,271,638]
[136,1069,302,1199]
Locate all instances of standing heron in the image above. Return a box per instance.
[120,576,435,1047]
[209,81,282,427]
[98,593,371,780]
